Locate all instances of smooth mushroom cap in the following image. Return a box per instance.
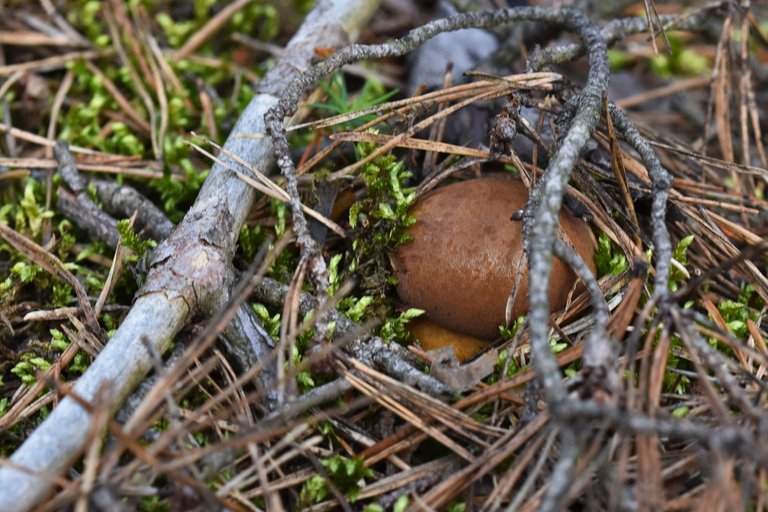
[407,317,488,362]
[392,177,596,340]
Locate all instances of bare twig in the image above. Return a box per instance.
[0,2,380,510]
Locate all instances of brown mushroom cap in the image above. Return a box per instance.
[392,177,596,340]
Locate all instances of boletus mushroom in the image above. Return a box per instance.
[392,177,596,354]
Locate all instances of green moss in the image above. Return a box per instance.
[149,164,209,223]
[298,454,373,506]
[17,180,54,239]
[594,232,628,277]
[311,73,397,129]
[348,141,416,303]
[117,218,157,262]
[649,33,710,78]
[251,303,282,341]
[393,495,410,512]
[608,49,634,70]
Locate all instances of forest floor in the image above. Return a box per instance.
[1,1,768,511]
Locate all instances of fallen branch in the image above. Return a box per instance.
[0,1,380,510]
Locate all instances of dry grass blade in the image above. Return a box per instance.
[138,18,170,161]
[642,0,671,54]
[0,336,81,430]
[615,75,710,109]
[605,101,641,247]
[186,138,347,237]
[288,72,561,132]
[46,69,74,158]
[341,361,476,462]
[277,256,307,404]
[413,414,549,511]
[84,61,151,135]
[330,130,511,160]
[75,386,112,512]
[347,356,503,439]
[0,223,101,338]
[174,0,255,60]
[328,86,509,180]
[0,157,163,180]
[0,49,112,75]
[103,2,160,159]
[0,122,126,155]
[0,31,86,47]
[710,13,735,164]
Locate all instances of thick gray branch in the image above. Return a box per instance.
[521,11,609,406]
[0,2,380,510]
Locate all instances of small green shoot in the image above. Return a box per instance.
[393,495,410,512]
[298,455,373,506]
[650,34,710,78]
[251,303,282,341]
[379,307,425,342]
[446,502,467,512]
[669,234,694,291]
[116,219,157,262]
[348,140,416,305]
[11,357,51,386]
[312,73,397,130]
[594,232,628,277]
